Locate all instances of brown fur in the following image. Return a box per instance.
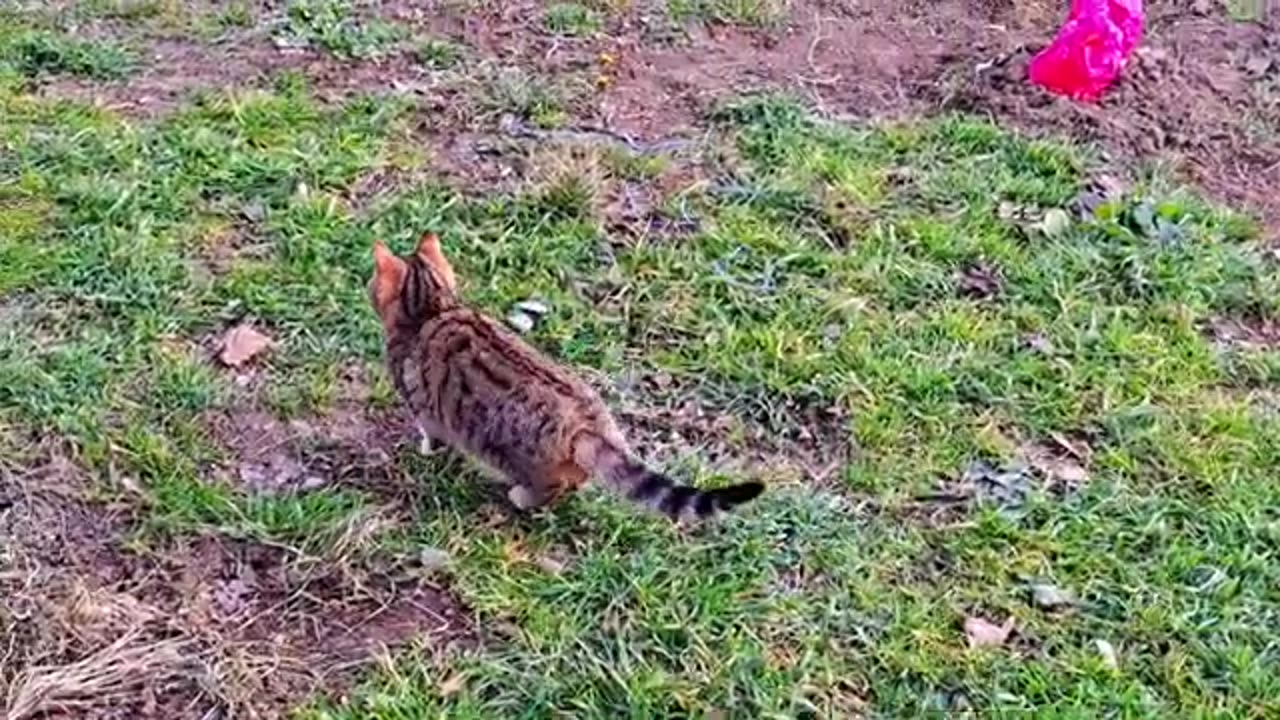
[369,233,764,520]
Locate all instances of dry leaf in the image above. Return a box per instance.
[957,261,1003,299]
[1095,639,1119,670]
[1022,441,1090,489]
[438,672,465,697]
[219,324,273,367]
[964,616,1014,648]
[535,556,566,575]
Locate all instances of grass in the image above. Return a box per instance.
[667,0,790,26]
[413,38,464,69]
[544,2,602,35]
[1225,0,1267,22]
[281,0,407,59]
[0,27,135,80]
[3,9,1280,720]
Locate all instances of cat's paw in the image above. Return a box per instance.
[506,485,539,510]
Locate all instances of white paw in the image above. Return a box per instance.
[507,485,538,510]
[415,423,441,456]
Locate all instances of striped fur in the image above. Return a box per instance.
[369,233,763,520]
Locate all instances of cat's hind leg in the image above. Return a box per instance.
[506,462,587,510]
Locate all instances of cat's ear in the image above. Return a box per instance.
[371,241,407,303]
[415,232,457,291]
[372,241,405,277]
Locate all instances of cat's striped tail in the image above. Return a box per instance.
[588,442,763,520]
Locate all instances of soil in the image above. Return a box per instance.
[0,440,473,720]
[600,1,1280,235]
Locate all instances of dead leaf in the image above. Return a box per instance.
[219,324,273,367]
[1095,639,1119,670]
[1022,442,1090,489]
[535,556,566,575]
[964,615,1014,648]
[956,261,1003,299]
[1049,431,1089,460]
[438,672,465,697]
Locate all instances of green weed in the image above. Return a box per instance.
[0,29,135,79]
[413,38,463,69]
[667,0,790,26]
[544,2,602,35]
[281,0,407,59]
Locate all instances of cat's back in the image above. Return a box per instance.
[417,307,597,404]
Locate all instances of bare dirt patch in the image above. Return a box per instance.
[1208,314,1280,348]
[944,13,1280,234]
[34,1,1279,235]
[0,440,472,720]
[601,2,1280,235]
[39,36,305,117]
[200,361,426,502]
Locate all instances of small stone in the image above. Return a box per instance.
[515,299,550,316]
[506,310,535,334]
[241,201,266,223]
[1025,333,1055,355]
[964,615,1014,648]
[1244,54,1273,77]
[419,547,452,572]
[1030,583,1076,610]
[1041,208,1071,238]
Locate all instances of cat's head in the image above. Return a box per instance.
[369,232,459,334]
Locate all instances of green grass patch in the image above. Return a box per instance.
[77,0,179,21]
[667,0,790,26]
[413,37,464,69]
[281,0,407,59]
[0,28,135,80]
[544,2,602,35]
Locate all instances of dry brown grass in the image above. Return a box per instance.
[5,633,196,720]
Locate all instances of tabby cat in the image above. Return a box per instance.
[368,233,764,520]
